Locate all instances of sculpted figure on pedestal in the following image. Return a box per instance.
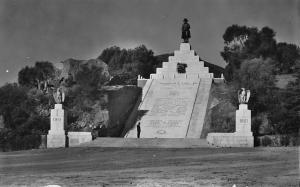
[53,87,65,104]
[238,88,250,104]
[181,18,191,43]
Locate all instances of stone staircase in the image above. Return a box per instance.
[126,43,213,139]
[77,138,211,148]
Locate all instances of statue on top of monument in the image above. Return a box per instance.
[53,87,65,104]
[238,88,250,104]
[181,18,191,43]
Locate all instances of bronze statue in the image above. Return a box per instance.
[238,88,250,104]
[181,18,191,43]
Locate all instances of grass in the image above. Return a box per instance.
[0,147,298,186]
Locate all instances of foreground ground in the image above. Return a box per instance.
[0,147,298,186]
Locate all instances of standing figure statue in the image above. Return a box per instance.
[181,18,191,43]
[53,87,65,104]
[238,88,250,104]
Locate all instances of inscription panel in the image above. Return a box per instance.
[140,79,200,138]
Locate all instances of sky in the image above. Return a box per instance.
[0,0,299,86]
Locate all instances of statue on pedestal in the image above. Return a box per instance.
[181,18,191,43]
[238,88,250,104]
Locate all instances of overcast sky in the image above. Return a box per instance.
[0,0,299,86]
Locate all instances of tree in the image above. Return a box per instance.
[18,61,55,91]
[132,45,156,78]
[221,25,277,81]
[97,45,157,83]
[98,46,121,64]
[237,58,277,113]
[0,84,30,129]
[276,42,300,73]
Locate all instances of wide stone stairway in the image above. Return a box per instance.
[126,43,213,139]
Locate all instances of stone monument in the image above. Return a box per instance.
[127,41,214,138]
[236,88,252,136]
[47,88,67,148]
[206,88,254,147]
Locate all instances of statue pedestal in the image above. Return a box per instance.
[47,104,67,148]
[235,104,252,136]
[206,104,253,147]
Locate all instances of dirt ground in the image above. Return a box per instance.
[0,147,299,187]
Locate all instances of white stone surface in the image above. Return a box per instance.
[47,134,66,148]
[137,79,147,88]
[68,132,92,147]
[127,79,200,138]
[235,104,252,136]
[47,104,66,148]
[186,78,212,138]
[127,43,213,139]
[207,133,254,147]
[206,104,254,147]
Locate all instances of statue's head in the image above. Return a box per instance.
[241,88,245,91]
[183,18,188,23]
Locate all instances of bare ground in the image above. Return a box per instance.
[0,147,299,187]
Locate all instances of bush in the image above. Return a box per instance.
[261,136,272,146]
[0,129,41,151]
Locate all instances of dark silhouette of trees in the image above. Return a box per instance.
[18,61,55,91]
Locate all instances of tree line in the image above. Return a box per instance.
[221,24,300,136]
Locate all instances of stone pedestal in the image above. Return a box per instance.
[47,104,67,148]
[206,104,254,147]
[68,132,92,147]
[236,104,252,136]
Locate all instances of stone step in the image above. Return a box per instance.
[162,61,205,67]
[150,73,213,79]
[174,50,195,56]
[157,67,209,74]
[77,138,211,148]
[169,56,200,63]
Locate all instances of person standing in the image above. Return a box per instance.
[137,122,141,138]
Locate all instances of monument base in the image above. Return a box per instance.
[47,133,66,148]
[206,133,254,147]
[68,132,92,147]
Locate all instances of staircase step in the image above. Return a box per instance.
[77,138,211,148]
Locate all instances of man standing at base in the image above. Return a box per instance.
[137,122,141,138]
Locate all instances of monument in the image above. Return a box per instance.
[206,88,254,147]
[47,88,67,148]
[126,19,215,139]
